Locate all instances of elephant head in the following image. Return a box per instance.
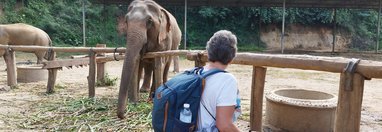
[117,0,181,119]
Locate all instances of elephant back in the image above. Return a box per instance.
[3,23,50,46]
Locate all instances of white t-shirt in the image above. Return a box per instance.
[196,68,239,131]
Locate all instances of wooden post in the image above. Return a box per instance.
[96,44,106,83]
[153,57,163,91]
[334,73,365,132]
[194,53,206,67]
[184,0,187,50]
[173,56,180,73]
[88,50,96,98]
[4,48,16,86]
[82,0,86,47]
[376,0,381,53]
[332,9,337,54]
[281,0,286,54]
[97,62,106,83]
[250,66,267,131]
[46,51,58,93]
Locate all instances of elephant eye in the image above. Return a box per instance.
[146,18,154,28]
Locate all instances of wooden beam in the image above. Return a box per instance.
[96,54,125,63]
[142,50,190,59]
[3,48,16,86]
[43,54,126,69]
[42,58,89,69]
[250,66,267,131]
[334,73,365,132]
[186,52,382,79]
[0,45,126,53]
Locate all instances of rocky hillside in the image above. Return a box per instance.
[261,24,351,51]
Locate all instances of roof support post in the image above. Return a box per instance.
[377,0,381,53]
[281,0,286,54]
[332,9,337,54]
[258,7,262,47]
[82,0,86,47]
[184,0,187,50]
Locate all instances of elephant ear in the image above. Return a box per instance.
[158,9,171,45]
[117,15,128,36]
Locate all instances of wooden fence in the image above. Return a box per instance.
[1,45,382,132]
[185,52,382,132]
[0,45,128,96]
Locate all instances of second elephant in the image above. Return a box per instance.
[0,23,52,64]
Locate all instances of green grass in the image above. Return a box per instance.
[96,74,118,87]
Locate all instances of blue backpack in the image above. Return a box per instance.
[152,67,225,132]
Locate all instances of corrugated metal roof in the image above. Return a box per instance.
[94,0,381,9]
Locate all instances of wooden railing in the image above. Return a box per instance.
[1,45,382,132]
[185,52,382,132]
[0,45,127,96]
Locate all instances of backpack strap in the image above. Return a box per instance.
[199,68,226,124]
[201,68,226,78]
[201,101,216,121]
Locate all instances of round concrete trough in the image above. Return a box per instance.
[17,64,47,83]
[265,89,337,132]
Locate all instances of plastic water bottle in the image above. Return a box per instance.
[233,97,241,122]
[179,103,192,123]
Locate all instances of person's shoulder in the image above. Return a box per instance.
[211,71,236,81]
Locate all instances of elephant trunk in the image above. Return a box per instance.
[117,26,147,119]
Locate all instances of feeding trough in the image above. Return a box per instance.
[17,64,47,83]
[265,89,337,132]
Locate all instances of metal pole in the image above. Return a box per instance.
[377,0,381,53]
[332,9,337,54]
[82,0,86,47]
[281,0,286,54]
[184,0,187,50]
[258,7,262,47]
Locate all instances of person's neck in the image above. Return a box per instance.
[205,61,228,70]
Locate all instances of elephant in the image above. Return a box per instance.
[117,15,180,92]
[117,0,181,118]
[0,23,52,64]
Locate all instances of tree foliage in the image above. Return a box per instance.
[0,0,125,47]
[0,0,380,50]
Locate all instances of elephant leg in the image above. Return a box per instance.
[163,56,172,83]
[149,73,155,94]
[35,51,45,64]
[140,62,153,92]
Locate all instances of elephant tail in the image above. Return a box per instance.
[47,33,52,47]
[43,33,53,60]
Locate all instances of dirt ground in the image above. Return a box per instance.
[0,52,381,131]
